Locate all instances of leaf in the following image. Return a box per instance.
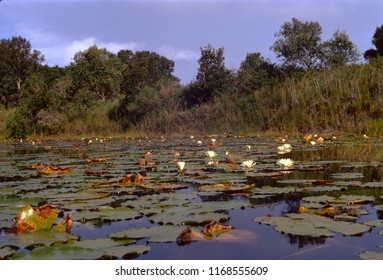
[202,220,235,237]
[109,225,188,243]
[10,204,72,234]
[363,220,383,227]
[359,251,383,260]
[0,247,15,259]
[37,164,71,175]
[86,157,110,163]
[255,213,371,237]
[10,204,58,234]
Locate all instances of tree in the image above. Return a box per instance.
[364,24,383,60]
[196,44,229,99]
[118,50,177,101]
[238,52,281,93]
[0,36,44,108]
[6,74,50,138]
[271,18,323,70]
[320,30,359,68]
[68,45,122,101]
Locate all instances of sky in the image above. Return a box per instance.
[0,0,382,83]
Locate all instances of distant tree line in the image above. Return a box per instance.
[0,18,382,138]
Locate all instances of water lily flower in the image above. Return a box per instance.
[277,144,292,154]
[310,141,317,145]
[241,160,256,168]
[197,140,202,145]
[207,160,218,165]
[177,161,185,171]
[204,151,217,158]
[277,158,295,168]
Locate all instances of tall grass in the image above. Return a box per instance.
[62,100,123,137]
[0,107,15,140]
[141,59,383,136]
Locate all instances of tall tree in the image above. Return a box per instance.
[238,52,281,93]
[320,30,359,68]
[364,24,383,60]
[68,45,122,101]
[271,18,323,70]
[195,44,229,102]
[118,50,177,101]
[0,36,44,107]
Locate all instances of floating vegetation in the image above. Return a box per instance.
[1,136,383,259]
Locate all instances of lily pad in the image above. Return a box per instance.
[255,213,370,237]
[109,225,188,243]
[359,251,383,260]
[363,220,383,227]
[330,173,364,179]
[0,231,79,250]
[0,247,15,259]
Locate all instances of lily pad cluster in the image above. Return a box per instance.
[1,136,383,259]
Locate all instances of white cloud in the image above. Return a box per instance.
[157,46,199,61]
[39,38,143,66]
[16,26,142,66]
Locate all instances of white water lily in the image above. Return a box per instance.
[310,141,317,145]
[277,144,292,154]
[204,151,217,158]
[241,160,256,168]
[177,161,185,171]
[277,158,295,168]
[207,160,218,165]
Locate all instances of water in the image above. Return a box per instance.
[1,137,383,259]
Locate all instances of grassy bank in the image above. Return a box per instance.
[141,59,383,136]
[2,59,383,140]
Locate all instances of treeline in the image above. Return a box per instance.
[1,18,383,139]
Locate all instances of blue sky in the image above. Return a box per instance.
[0,0,382,83]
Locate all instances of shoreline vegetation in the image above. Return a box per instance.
[1,19,383,141]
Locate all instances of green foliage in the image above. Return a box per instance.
[196,44,230,101]
[237,52,282,93]
[364,24,383,60]
[271,18,323,69]
[118,50,177,101]
[68,45,122,100]
[0,36,44,108]
[320,30,359,68]
[271,18,359,70]
[127,86,161,124]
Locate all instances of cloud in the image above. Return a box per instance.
[38,37,143,66]
[16,26,143,66]
[157,46,199,61]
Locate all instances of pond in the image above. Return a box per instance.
[1,135,383,260]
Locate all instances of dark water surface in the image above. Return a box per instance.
[1,136,383,259]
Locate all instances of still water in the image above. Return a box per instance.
[1,136,383,259]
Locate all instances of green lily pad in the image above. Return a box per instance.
[302,195,336,203]
[72,207,142,222]
[109,225,188,243]
[255,213,370,237]
[252,186,300,195]
[333,214,357,222]
[330,173,364,179]
[0,247,15,259]
[0,231,79,249]
[359,251,383,260]
[364,220,383,227]
[149,207,229,225]
[374,205,383,211]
